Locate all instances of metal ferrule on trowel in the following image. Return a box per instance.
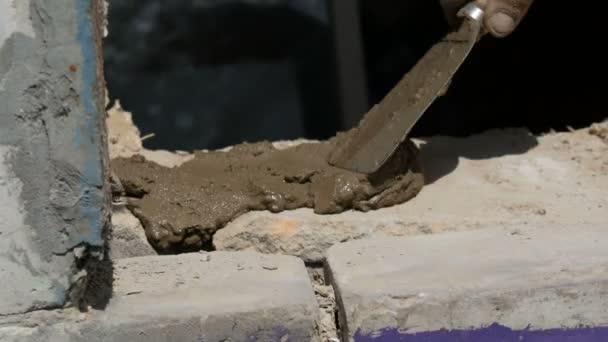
[327,2,485,174]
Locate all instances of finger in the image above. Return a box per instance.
[482,0,534,37]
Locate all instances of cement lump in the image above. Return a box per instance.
[111,131,423,252]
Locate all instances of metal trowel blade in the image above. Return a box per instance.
[327,15,483,174]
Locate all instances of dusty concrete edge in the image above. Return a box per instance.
[325,228,608,341]
[0,251,324,342]
[343,281,608,342]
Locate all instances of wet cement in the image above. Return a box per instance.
[111,131,424,253]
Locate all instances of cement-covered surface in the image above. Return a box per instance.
[111,132,422,253]
[0,0,108,315]
[325,226,608,340]
[216,124,608,262]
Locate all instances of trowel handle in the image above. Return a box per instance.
[458,2,485,24]
[456,2,486,40]
[441,0,485,27]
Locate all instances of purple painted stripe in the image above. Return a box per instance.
[354,323,608,342]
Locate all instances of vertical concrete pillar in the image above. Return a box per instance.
[0,0,109,315]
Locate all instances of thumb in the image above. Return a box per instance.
[479,0,535,37]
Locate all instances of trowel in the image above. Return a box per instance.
[327,2,485,174]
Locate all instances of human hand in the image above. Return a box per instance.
[440,0,535,37]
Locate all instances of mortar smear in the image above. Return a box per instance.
[111,130,424,253]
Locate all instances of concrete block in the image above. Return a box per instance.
[0,0,108,315]
[0,310,77,342]
[109,206,156,259]
[215,127,608,263]
[325,226,608,341]
[1,251,319,342]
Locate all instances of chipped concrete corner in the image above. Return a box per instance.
[0,0,109,315]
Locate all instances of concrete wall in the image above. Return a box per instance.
[0,0,109,315]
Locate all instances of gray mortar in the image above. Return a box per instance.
[0,0,109,315]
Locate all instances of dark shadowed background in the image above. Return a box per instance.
[104,0,606,151]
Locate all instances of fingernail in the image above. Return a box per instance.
[487,12,516,36]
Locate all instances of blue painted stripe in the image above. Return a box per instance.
[355,323,608,342]
[75,0,104,246]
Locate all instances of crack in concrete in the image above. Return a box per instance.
[307,266,342,342]
[0,303,63,319]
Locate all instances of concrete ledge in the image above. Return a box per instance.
[0,252,319,342]
[325,226,608,341]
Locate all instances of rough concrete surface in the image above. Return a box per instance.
[0,251,320,342]
[108,205,157,259]
[589,120,608,142]
[0,0,108,315]
[325,226,608,341]
[215,125,608,262]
